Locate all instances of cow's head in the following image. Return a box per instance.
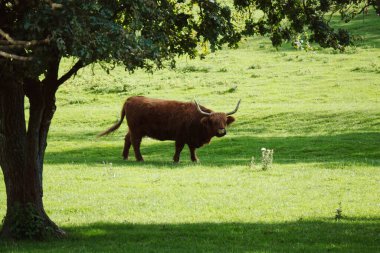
[195,100,241,137]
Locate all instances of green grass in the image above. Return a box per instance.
[1,10,380,253]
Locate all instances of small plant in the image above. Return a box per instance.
[351,63,380,74]
[261,148,274,170]
[217,85,238,94]
[250,156,256,169]
[226,85,237,93]
[293,33,314,51]
[102,162,116,178]
[248,64,261,70]
[180,65,210,73]
[335,202,343,221]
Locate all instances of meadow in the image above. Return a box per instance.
[0,10,379,253]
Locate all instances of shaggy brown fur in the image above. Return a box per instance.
[98,96,238,162]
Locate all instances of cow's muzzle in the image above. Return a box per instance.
[216,128,226,137]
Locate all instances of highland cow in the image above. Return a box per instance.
[98,96,240,162]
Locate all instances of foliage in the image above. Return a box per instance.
[1,0,379,78]
[0,0,242,77]
[236,0,380,50]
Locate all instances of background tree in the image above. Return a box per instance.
[0,0,378,240]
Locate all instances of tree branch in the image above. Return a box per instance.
[57,60,86,87]
[327,6,339,24]
[0,50,32,61]
[0,29,50,61]
[0,29,50,47]
[0,44,34,49]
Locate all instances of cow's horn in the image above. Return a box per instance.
[226,99,241,115]
[194,100,212,116]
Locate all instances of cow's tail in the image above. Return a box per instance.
[97,107,126,137]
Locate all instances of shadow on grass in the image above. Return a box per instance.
[1,218,379,252]
[45,132,380,167]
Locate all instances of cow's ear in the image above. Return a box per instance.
[227,116,235,125]
[201,117,209,126]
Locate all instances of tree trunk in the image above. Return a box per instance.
[0,77,64,240]
[0,55,84,240]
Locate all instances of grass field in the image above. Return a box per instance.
[1,10,380,253]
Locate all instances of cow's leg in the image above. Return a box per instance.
[131,133,144,162]
[122,132,131,160]
[173,141,185,163]
[189,145,199,162]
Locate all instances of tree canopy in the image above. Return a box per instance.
[1,0,379,77]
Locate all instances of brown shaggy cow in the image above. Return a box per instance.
[98,96,240,162]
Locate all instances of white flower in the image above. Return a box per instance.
[261,148,266,152]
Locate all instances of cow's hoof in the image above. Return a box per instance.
[192,159,199,163]
[123,157,128,161]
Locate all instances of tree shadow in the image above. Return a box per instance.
[1,218,379,252]
[45,132,380,167]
